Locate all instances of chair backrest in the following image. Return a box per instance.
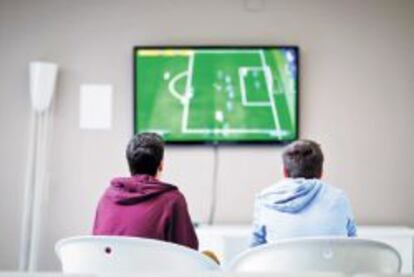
[227,237,401,274]
[55,236,220,274]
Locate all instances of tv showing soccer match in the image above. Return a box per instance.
[134,46,299,143]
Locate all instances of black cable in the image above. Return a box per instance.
[208,143,219,225]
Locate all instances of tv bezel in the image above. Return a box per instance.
[133,45,300,145]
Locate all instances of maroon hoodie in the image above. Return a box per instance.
[93,175,198,250]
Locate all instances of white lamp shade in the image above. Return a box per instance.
[29,61,58,112]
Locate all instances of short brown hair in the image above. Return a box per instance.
[282,139,324,179]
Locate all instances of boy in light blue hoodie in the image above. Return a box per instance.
[251,140,357,247]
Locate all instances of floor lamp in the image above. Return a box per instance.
[19,61,58,271]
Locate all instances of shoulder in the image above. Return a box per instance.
[256,182,281,199]
[255,178,300,200]
[162,188,188,206]
[321,181,345,197]
[321,182,353,208]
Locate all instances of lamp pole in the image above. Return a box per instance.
[19,61,58,271]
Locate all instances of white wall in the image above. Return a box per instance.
[0,0,413,271]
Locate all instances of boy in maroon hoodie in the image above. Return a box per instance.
[93,133,198,250]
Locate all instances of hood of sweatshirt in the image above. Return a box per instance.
[259,178,323,213]
[106,174,177,205]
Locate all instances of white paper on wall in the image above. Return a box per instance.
[79,84,113,130]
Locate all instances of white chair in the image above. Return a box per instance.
[55,236,220,274]
[227,237,401,274]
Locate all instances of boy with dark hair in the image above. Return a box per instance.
[93,133,198,250]
[251,139,356,247]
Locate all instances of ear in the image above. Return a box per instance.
[283,166,289,178]
[318,169,323,179]
[158,160,164,172]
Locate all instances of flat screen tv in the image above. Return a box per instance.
[134,46,299,144]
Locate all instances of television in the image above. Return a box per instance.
[134,46,299,144]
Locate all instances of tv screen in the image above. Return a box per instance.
[134,46,299,144]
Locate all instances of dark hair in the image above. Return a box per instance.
[126,133,164,176]
[282,139,324,179]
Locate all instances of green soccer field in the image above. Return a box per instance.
[135,48,298,142]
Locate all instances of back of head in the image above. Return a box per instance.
[282,139,324,179]
[126,132,164,176]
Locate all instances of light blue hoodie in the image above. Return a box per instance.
[251,178,357,247]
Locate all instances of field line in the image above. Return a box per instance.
[168,71,188,104]
[182,53,195,132]
[239,67,248,105]
[258,50,281,137]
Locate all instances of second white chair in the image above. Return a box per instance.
[227,237,401,274]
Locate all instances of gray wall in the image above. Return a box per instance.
[0,0,413,271]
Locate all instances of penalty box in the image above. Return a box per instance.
[239,66,273,107]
